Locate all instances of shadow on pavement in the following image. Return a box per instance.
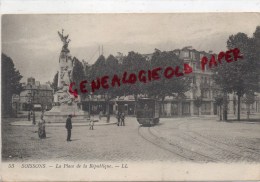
[70,139,80,141]
[222,118,260,123]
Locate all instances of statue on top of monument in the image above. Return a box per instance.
[58,29,71,52]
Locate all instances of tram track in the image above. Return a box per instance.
[189,130,260,157]
[138,126,217,162]
[156,120,260,162]
[178,120,260,159]
[137,126,189,160]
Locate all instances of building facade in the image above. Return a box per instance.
[19,78,53,111]
[81,47,259,117]
[141,47,217,116]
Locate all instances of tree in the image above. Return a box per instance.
[212,29,259,121]
[243,92,255,120]
[2,53,23,116]
[233,94,237,115]
[214,95,224,120]
[51,71,59,92]
[71,57,86,99]
[88,55,107,117]
[103,55,121,122]
[253,26,260,62]
[90,55,106,80]
[72,57,85,85]
[146,49,191,116]
[121,51,148,100]
[84,62,91,81]
[194,96,202,116]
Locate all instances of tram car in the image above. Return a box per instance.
[136,98,160,126]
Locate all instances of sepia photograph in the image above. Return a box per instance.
[1,12,260,181]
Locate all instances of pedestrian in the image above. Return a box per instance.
[120,112,125,126]
[41,110,44,118]
[38,115,46,139]
[32,111,36,125]
[28,111,31,121]
[65,114,73,141]
[89,119,94,130]
[117,111,121,126]
[99,110,102,120]
[107,113,110,123]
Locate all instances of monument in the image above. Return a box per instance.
[44,29,88,123]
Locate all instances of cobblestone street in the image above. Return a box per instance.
[2,116,260,162]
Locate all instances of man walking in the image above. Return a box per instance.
[117,111,121,126]
[120,112,125,126]
[66,115,72,141]
[89,119,94,130]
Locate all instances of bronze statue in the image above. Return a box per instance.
[58,29,71,52]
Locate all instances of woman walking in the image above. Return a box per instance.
[38,115,46,139]
[89,119,94,130]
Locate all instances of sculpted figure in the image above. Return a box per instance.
[58,29,71,52]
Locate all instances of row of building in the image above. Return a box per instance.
[12,47,260,117]
[12,77,53,114]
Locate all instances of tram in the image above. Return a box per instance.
[136,98,160,126]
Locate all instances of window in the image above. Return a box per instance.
[171,102,178,115]
[201,76,204,83]
[193,77,196,84]
[184,51,189,57]
[197,63,200,70]
[191,52,196,60]
[193,63,196,71]
[202,89,209,98]
[180,51,189,58]
[190,52,194,59]
[201,102,211,115]
[182,102,190,115]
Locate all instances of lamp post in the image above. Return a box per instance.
[88,92,93,118]
[104,92,110,123]
[27,92,32,121]
[27,89,38,124]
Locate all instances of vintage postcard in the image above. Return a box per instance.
[1,12,260,181]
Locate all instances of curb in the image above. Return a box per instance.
[9,121,118,127]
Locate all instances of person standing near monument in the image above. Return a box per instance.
[38,115,46,139]
[117,111,121,126]
[28,111,31,121]
[120,112,125,126]
[65,115,72,141]
[99,110,102,120]
[89,119,94,130]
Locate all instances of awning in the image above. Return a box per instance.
[33,104,42,108]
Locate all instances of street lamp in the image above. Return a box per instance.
[88,93,93,118]
[27,92,32,121]
[27,88,38,124]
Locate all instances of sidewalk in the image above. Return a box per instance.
[10,117,117,127]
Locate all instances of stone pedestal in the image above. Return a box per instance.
[44,103,88,123]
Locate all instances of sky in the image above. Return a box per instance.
[2,13,260,83]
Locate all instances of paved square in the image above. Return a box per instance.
[2,116,260,162]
